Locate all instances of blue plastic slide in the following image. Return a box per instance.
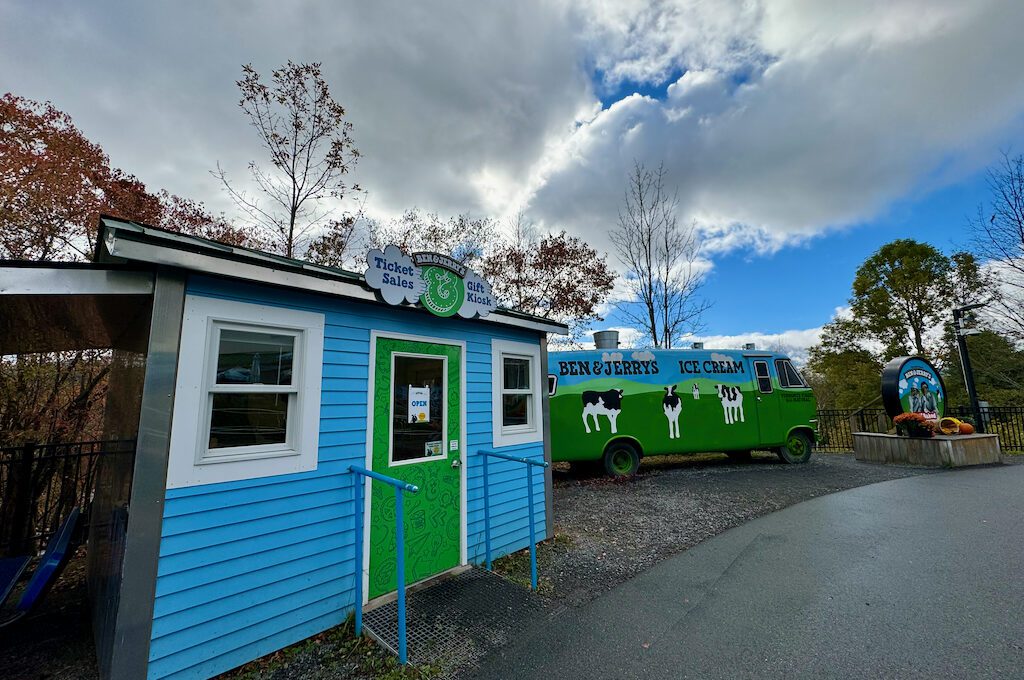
[0,507,80,627]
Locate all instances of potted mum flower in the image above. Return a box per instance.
[893,412,935,438]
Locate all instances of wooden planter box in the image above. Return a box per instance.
[853,432,1002,467]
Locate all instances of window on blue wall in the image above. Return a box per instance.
[208,327,299,450]
[502,356,533,428]
[167,294,324,489]
[491,339,543,448]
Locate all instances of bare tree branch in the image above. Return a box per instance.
[611,161,710,348]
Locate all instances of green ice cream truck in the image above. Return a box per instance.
[547,344,818,476]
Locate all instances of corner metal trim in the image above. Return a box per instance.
[108,270,185,680]
[540,337,554,540]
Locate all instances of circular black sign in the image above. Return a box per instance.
[881,356,946,420]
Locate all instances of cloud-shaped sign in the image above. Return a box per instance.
[458,269,497,318]
[631,350,656,362]
[710,352,733,364]
[365,245,425,305]
[602,351,623,362]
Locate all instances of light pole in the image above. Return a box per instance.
[953,303,986,433]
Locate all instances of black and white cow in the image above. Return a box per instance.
[663,385,681,439]
[581,389,624,434]
[715,384,744,425]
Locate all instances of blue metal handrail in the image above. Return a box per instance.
[349,465,419,664]
[477,449,549,591]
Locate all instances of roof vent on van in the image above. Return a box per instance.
[593,330,619,350]
[743,343,756,350]
[691,342,704,349]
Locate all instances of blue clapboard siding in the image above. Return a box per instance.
[147,275,547,680]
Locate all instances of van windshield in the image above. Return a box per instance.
[775,359,808,388]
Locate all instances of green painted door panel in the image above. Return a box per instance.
[368,337,461,599]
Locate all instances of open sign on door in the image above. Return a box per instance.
[408,386,431,423]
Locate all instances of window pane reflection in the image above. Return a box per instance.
[503,357,530,391]
[217,329,294,385]
[502,394,530,427]
[392,355,445,462]
[209,393,289,449]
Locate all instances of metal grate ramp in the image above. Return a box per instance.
[362,566,550,677]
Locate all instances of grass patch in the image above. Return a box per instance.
[221,615,439,680]
[491,530,574,596]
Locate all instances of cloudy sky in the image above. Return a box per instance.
[3,0,1023,358]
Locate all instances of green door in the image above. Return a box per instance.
[368,337,462,600]
[750,358,779,445]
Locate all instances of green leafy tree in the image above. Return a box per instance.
[850,239,952,358]
[805,318,882,409]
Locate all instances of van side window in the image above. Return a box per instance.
[775,359,807,388]
[753,360,773,393]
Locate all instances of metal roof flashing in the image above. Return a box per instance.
[96,217,568,335]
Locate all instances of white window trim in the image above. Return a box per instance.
[167,295,324,488]
[491,339,543,448]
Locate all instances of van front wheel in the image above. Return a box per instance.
[778,431,813,464]
[604,442,640,477]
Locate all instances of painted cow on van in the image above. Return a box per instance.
[715,384,745,425]
[663,385,681,439]
[582,389,623,434]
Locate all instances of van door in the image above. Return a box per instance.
[750,358,782,445]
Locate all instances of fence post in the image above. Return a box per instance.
[4,443,36,555]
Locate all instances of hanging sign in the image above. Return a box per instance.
[364,247,497,319]
[364,245,425,305]
[881,356,946,421]
[408,386,431,423]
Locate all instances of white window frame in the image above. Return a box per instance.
[491,339,543,448]
[167,295,324,488]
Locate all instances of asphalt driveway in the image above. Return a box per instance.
[476,463,1024,679]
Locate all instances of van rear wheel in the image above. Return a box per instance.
[778,431,813,464]
[604,441,640,477]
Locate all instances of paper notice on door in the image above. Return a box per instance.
[425,440,442,457]
[449,439,458,451]
[408,386,430,423]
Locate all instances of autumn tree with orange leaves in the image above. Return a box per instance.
[482,214,616,343]
[0,93,260,262]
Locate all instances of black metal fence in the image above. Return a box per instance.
[816,407,1024,453]
[0,439,135,556]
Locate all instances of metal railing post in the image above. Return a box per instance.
[525,463,537,591]
[395,486,407,664]
[477,449,548,592]
[483,452,492,571]
[353,472,364,637]
[347,466,418,665]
